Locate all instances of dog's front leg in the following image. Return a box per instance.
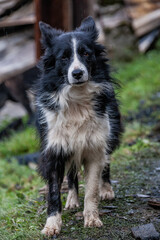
[83,158,103,228]
[41,169,64,236]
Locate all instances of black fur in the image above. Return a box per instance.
[35,16,123,233]
[67,164,78,194]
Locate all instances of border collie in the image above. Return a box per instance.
[35,16,122,236]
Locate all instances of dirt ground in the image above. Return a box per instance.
[46,149,160,240]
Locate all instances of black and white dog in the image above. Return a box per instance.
[36,16,122,236]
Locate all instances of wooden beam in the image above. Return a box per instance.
[34,0,72,60]
[72,0,95,28]
[138,29,160,53]
[124,0,160,20]
[132,9,160,36]
[0,2,35,28]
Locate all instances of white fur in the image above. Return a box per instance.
[68,38,88,85]
[83,158,103,227]
[99,181,115,200]
[41,213,62,236]
[65,188,79,209]
[43,82,110,169]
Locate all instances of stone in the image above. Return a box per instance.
[131,223,160,240]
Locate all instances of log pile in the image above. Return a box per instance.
[96,0,160,55]
[124,0,160,52]
[0,0,36,84]
[95,2,135,61]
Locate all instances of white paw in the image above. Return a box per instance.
[84,211,103,228]
[41,214,62,236]
[99,182,115,200]
[65,189,79,209]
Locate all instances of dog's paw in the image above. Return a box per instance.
[65,189,79,209]
[41,214,62,236]
[84,211,103,228]
[99,182,115,200]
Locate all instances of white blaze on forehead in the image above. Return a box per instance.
[68,38,88,84]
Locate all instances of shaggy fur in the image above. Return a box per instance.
[35,16,122,236]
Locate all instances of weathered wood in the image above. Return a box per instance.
[95,4,121,16]
[72,0,95,28]
[138,29,160,53]
[34,0,72,60]
[0,0,20,16]
[124,0,160,19]
[124,0,160,3]
[132,9,160,36]
[0,2,35,28]
[0,31,36,83]
[100,8,129,30]
[148,199,160,209]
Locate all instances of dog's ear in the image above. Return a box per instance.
[39,21,63,48]
[77,16,98,41]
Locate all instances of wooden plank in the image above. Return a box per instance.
[72,0,95,28]
[132,9,160,36]
[34,0,94,59]
[138,29,160,53]
[124,0,160,19]
[0,31,36,83]
[0,2,35,28]
[34,0,73,60]
[96,4,121,16]
[124,0,160,3]
[100,8,129,30]
[0,0,20,16]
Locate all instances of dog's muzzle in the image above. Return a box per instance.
[69,68,88,85]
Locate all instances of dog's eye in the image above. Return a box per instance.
[62,55,68,60]
[84,52,89,57]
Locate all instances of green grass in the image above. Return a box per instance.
[115,50,160,115]
[1,48,160,239]
[0,126,39,158]
[0,158,45,240]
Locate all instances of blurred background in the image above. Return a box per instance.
[0,1,160,239]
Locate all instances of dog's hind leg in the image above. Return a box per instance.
[99,161,115,200]
[83,155,103,228]
[65,164,79,209]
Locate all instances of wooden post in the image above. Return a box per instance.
[34,0,94,60]
[72,0,95,28]
[34,0,72,60]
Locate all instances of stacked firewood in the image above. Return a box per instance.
[125,0,160,52]
[96,0,160,54]
[0,0,36,84]
[95,1,135,60]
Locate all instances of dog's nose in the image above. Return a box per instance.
[72,69,83,80]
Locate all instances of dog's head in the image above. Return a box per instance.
[39,17,103,90]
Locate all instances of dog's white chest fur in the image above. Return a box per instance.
[43,84,110,164]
